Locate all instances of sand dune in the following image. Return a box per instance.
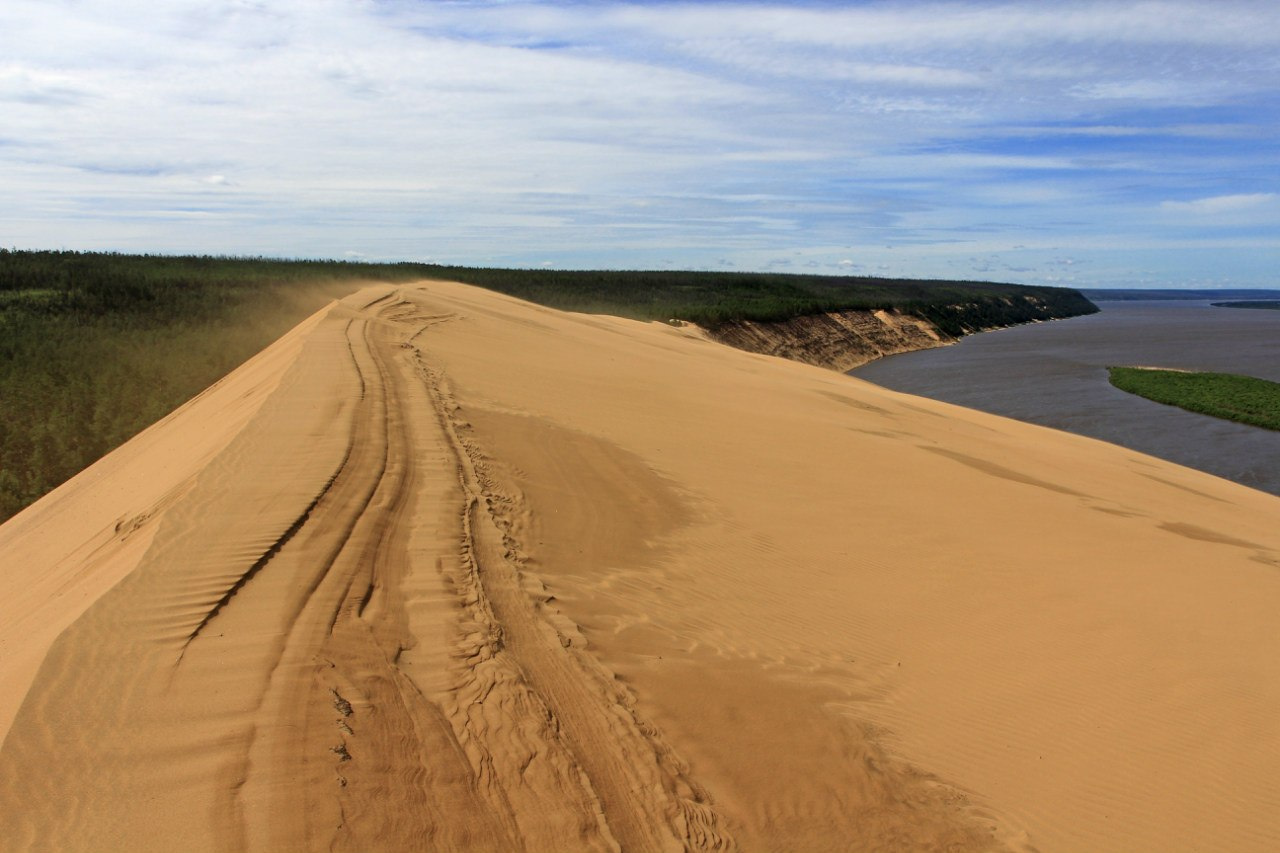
[2,281,1279,852]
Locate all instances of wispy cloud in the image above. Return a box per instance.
[0,63,95,106]
[1160,193,1277,214]
[1,0,1278,286]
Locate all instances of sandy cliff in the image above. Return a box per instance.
[1,281,1278,853]
[705,291,1094,371]
[706,307,947,371]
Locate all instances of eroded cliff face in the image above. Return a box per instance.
[706,308,952,372]
[705,289,1101,372]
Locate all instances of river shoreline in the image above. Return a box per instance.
[852,300,1280,497]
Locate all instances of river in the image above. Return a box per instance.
[852,301,1280,497]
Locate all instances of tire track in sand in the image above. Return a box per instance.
[410,342,735,852]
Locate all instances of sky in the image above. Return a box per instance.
[2,0,1278,288]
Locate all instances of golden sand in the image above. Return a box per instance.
[2,281,1278,852]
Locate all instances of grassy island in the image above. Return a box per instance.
[1107,366,1280,432]
[1211,300,1280,311]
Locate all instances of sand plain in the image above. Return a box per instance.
[1,280,1278,852]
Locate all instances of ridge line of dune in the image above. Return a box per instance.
[0,289,383,850]
[0,296,343,745]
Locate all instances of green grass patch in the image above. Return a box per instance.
[0,249,1096,522]
[1107,366,1280,432]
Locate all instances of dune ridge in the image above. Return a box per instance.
[2,280,1279,852]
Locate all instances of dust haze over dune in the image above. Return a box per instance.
[2,281,1279,852]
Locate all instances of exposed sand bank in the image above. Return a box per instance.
[2,281,1278,852]
[706,306,947,371]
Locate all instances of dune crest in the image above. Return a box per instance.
[2,281,1279,852]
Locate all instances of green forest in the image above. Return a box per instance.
[1107,367,1280,432]
[421,265,1098,333]
[0,250,1097,521]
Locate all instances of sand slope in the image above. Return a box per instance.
[2,281,1278,852]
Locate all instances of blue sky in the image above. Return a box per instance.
[2,0,1277,288]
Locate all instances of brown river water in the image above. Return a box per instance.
[852,301,1280,497]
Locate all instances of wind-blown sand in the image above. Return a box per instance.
[2,281,1278,852]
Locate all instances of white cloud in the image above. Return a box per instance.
[1160,193,1277,214]
[0,0,1277,286]
[1070,79,1224,103]
[835,63,983,88]
[0,63,94,105]
[1000,123,1260,139]
[608,1,1280,50]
